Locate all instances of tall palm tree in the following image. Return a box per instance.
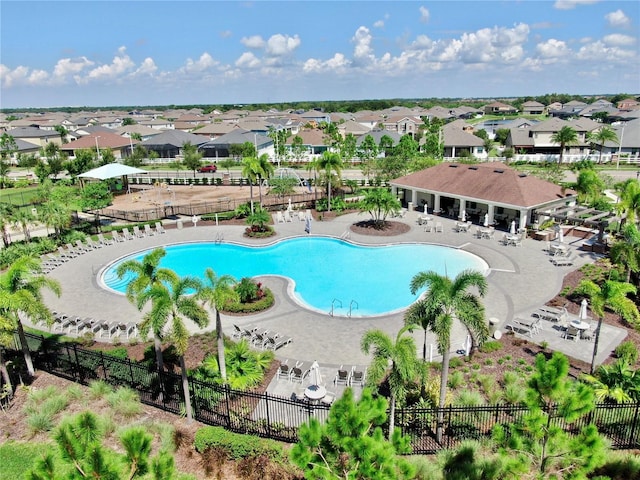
[0,296,17,394]
[305,156,321,202]
[0,203,14,247]
[197,268,238,382]
[577,278,640,374]
[318,151,343,211]
[361,326,418,439]
[11,208,36,243]
[574,169,605,206]
[587,126,618,164]
[550,125,579,164]
[609,223,640,283]
[140,276,208,421]
[116,248,178,373]
[408,269,488,443]
[241,156,262,214]
[0,256,61,377]
[256,154,274,208]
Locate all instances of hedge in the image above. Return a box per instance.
[194,426,285,461]
[222,288,274,314]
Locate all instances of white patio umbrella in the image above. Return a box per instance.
[558,226,564,243]
[288,198,292,212]
[461,210,466,222]
[424,203,429,214]
[308,360,322,386]
[483,213,489,227]
[510,220,516,235]
[579,299,589,321]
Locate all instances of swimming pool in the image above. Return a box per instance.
[101,237,489,317]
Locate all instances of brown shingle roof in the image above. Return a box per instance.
[391,162,575,208]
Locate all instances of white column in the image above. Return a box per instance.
[519,209,529,231]
[411,190,418,205]
[488,204,495,225]
[459,199,467,219]
[434,194,441,214]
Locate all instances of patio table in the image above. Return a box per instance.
[550,243,568,255]
[304,385,327,401]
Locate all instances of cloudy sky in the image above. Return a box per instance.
[1,0,638,109]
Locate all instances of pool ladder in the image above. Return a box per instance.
[348,300,358,318]
[329,299,359,317]
[329,299,342,317]
[214,232,224,244]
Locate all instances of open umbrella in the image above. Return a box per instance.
[483,213,489,227]
[579,298,589,321]
[510,220,516,235]
[305,216,311,234]
[308,360,322,386]
[461,210,466,222]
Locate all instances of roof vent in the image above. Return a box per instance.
[468,166,478,170]
[449,164,458,168]
[494,169,504,173]
[519,173,527,178]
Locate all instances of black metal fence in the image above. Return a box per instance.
[13,333,640,452]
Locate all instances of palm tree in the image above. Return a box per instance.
[305,156,321,202]
[140,276,208,421]
[361,326,418,439]
[407,269,488,443]
[197,268,238,382]
[241,156,262,214]
[609,223,640,283]
[0,203,14,247]
[318,151,343,211]
[0,297,17,394]
[551,126,579,164]
[115,248,178,373]
[583,359,640,403]
[577,278,640,374]
[0,256,61,377]
[11,208,36,243]
[574,169,605,206]
[256,154,274,208]
[587,126,618,164]
[616,179,640,225]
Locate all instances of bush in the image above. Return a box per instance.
[223,287,274,314]
[194,426,285,461]
[479,341,502,353]
[614,341,638,365]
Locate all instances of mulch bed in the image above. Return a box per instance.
[350,220,411,236]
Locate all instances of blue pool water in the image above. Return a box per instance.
[101,237,489,317]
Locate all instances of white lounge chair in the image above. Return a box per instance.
[144,224,156,236]
[155,222,166,234]
[551,255,576,266]
[276,211,285,223]
[122,228,134,241]
[435,222,443,233]
[133,226,145,238]
[97,233,114,246]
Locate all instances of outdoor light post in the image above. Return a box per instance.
[94,136,101,161]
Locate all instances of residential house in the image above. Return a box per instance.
[198,129,273,159]
[523,117,598,155]
[61,132,140,159]
[521,101,546,115]
[140,130,208,158]
[483,101,517,115]
[338,120,372,138]
[381,115,422,137]
[617,98,640,111]
[6,126,62,148]
[284,128,329,159]
[441,120,486,158]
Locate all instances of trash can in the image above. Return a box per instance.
[408,202,414,212]
[176,220,183,230]
[489,317,499,335]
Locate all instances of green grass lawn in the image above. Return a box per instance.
[0,441,53,478]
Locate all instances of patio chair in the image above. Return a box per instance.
[264,335,292,351]
[133,226,145,238]
[86,237,102,249]
[424,221,434,232]
[122,228,134,241]
[252,330,269,349]
[46,253,66,265]
[277,361,291,380]
[110,231,124,243]
[551,255,576,267]
[98,233,114,246]
[75,239,92,253]
[435,222,443,233]
[155,222,166,234]
[321,391,336,406]
[66,243,83,256]
[143,224,155,236]
[334,366,352,386]
[284,211,293,222]
[350,367,367,387]
[564,325,580,341]
[290,363,308,383]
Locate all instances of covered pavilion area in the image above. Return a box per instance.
[391,162,577,231]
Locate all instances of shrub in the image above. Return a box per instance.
[614,341,638,365]
[223,287,274,314]
[503,383,526,404]
[479,340,502,353]
[105,387,142,418]
[449,357,464,369]
[88,380,113,399]
[455,389,485,406]
[236,277,259,303]
[448,371,464,389]
[194,426,285,461]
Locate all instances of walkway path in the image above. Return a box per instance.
[39,210,617,369]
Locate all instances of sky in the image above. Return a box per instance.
[1,0,638,109]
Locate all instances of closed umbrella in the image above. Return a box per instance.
[424,203,429,214]
[308,360,322,386]
[461,210,466,222]
[510,220,516,235]
[305,216,311,234]
[483,213,489,227]
[559,226,564,243]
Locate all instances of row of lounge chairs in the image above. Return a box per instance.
[51,312,138,339]
[275,210,313,224]
[232,324,293,351]
[334,365,367,387]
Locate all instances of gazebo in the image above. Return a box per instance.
[78,163,147,193]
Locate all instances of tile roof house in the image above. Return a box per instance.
[390,162,575,229]
[483,101,517,115]
[521,101,546,115]
[338,119,372,137]
[198,129,273,159]
[6,127,62,148]
[441,120,486,158]
[61,133,140,159]
[140,130,208,158]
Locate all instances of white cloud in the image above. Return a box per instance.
[80,46,135,83]
[536,38,570,58]
[52,57,94,80]
[241,35,265,49]
[235,52,261,69]
[265,34,301,56]
[219,30,232,38]
[605,9,631,28]
[352,26,376,66]
[554,0,599,10]
[0,65,28,87]
[183,52,217,73]
[576,40,636,62]
[132,58,158,76]
[419,6,429,23]
[303,53,350,73]
[27,69,49,85]
[603,33,636,46]
[373,20,384,28]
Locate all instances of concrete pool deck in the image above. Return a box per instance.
[39,210,626,370]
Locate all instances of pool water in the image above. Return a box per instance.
[101,237,489,317]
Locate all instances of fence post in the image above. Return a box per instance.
[264,392,271,438]
[224,384,232,429]
[446,405,452,449]
[627,402,640,449]
[72,344,82,383]
[100,351,107,381]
